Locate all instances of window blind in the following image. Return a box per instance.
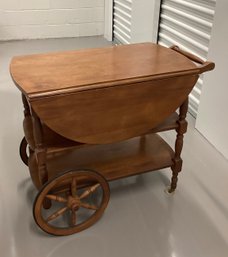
[113,0,132,44]
[158,0,216,117]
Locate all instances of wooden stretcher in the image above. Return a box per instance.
[10,43,214,236]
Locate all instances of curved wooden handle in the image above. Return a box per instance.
[170,45,215,74]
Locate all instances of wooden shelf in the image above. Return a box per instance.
[46,134,174,181]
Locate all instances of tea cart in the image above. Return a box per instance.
[10,43,214,236]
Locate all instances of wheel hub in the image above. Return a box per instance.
[67,195,81,211]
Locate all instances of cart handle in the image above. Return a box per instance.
[170,45,215,74]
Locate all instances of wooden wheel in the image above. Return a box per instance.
[19,137,28,166]
[33,169,110,236]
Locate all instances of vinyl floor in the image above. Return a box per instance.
[0,36,228,257]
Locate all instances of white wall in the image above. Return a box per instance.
[130,0,160,43]
[0,0,104,40]
[196,0,228,159]
[104,0,113,41]
[107,0,160,43]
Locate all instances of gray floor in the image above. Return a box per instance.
[0,36,228,257]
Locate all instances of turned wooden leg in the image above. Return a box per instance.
[22,93,30,117]
[32,109,51,209]
[36,149,51,209]
[20,94,30,166]
[169,98,188,193]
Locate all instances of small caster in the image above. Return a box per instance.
[164,186,175,195]
[33,169,110,236]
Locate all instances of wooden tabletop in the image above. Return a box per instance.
[10,43,198,99]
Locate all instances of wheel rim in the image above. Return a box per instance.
[33,169,110,236]
[19,137,29,166]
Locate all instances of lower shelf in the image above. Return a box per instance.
[44,133,174,182]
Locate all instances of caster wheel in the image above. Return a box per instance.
[19,137,29,166]
[33,169,110,236]
[164,186,175,195]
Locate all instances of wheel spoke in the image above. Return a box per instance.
[46,194,67,203]
[71,177,77,197]
[80,202,98,210]
[71,211,77,226]
[79,183,100,199]
[46,206,68,222]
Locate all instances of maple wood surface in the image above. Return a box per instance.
[31,75,198,144]
[10,43,199,99]
[28,134,175,189]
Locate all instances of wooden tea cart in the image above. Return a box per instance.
[10,43,214,236]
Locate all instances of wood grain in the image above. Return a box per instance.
[31,75,198,144]
[28,133,174,187]
[10,43,200,99]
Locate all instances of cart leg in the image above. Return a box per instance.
[20,94,30,166]
[32,109,51,209]
[21,94,36,165]
[22,93,30,117]
[169,98,188,193]
[36,149,51,209]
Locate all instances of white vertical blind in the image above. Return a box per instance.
[113,0,132,44]
[158,0,216,117]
